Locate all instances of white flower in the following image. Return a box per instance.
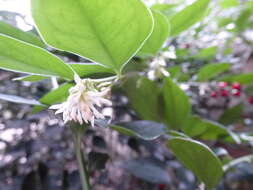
[148,57,169,80]
[50,74,112,127]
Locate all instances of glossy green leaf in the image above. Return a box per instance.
[13,75,48,82]
[219,104,243,125]
[123,76,163,122]
[111,121,167,140]
[170,0,210,37]
[70,63,114,78]
[168,137,223,190]
[32,0,154,72]
[0,21,45,48]
[138,10,170,56]
[0,93,44,106]
[163,78,191,129]
[196,63,230,81]
[219,73,253,85]
[0,34,74,79]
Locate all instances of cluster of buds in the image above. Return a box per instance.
[210,82,253,105]
[50,74,115,127]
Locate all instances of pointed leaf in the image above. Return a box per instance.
[168,137,223,190]
[0,21,45,48]
[170,0,210,37]
[163,78,191,129]
[13,75,48,82]
[0,34,74,79]
[32,0,154,72]
[196,63,230,81]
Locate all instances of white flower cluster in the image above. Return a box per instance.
[50,74,112,127]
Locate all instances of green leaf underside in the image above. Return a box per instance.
[168,137,223,190]
[163,78,191,129]
[111,120,167,140]
[32,0,154,72]
[197,63,230,81]
[0,34,74,79]
[138,10,170,56]
[0,21,45,48]
[0,93,43,106]
[170,0,210,37]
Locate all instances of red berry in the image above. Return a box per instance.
[232,89,241,97]
[249,96,253,104]
[158,184,166,190]
[218,82,228,88]
[221,89,229,97]
[211,91,218,98]
[232,82,241,90]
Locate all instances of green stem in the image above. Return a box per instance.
[73,129,91,190]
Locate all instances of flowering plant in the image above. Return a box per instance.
[0,0,253,189]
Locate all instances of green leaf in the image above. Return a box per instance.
[182,115,207,137]
[40,83,73,105]
[111,120,167,140]
[195,46,218,59]
[33,83,74,113]
[152,3,179,18]
[0,34,74,79]
[13,75,48,82]
[122,76,163,122]
[70,63,114,78]
[219,73,253,85]
[219,104,243,125]
[170,0,210,37]
[32,0,154,72]
[0,93,44,106]
[168,137,223,190]
[137,10,170,56]
[196,63,230,81]
[0,21,45,48]
[183,116,240,143]
[220,0,239,9]
[163,77,191,129]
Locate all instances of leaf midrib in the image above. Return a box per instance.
[77,0,117,70]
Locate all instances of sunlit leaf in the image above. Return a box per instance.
[32,0,154,72]
[0,21,45,48]
[0,34,74,79]
[170,0,210,37]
